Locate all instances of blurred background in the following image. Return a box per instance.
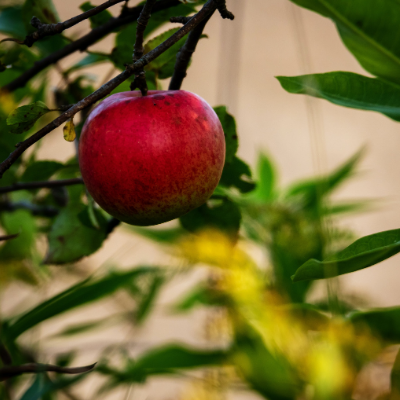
[2,0,400,399]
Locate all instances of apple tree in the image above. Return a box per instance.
[1,0,400,399]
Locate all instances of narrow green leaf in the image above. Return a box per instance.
[277,72,400,121]
[292,229,400,282]
[20,161,64,183]
[253,152,277,201]
[45,204,108,264]
[286,148,364,206]
[289,0,400,85]
[7,101,50,134]
[349,307,400,343]
[213,106,238,163]
[4,267,156,339]
[219,156,256,194]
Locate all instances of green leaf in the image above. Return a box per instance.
[219,156,256,194]
[22,0,60,31]
[4,267,156,339]
[0,7,27,40]
[20,374,84,400]
[292,229,400,282]
[391,348,400,398]
[180,197,241,239]
[79,1,112,28]
[20,161,64,183]
[65,53,109,74]
[128,226,186,243]
[234,326,298,400]
[144,28,189,79]
[134,273,165,325]
[289,0,400,85]
[7,101,50,134]
[277,72,400,121]
[349,307,400,343]
[172,285,229,313]
[286,148,364,207]
[252,152,277,201]
[45,203,108,264]
[100,344,228,384]
[213,106,238,163]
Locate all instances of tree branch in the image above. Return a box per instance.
[169,12,214,90]
[2,0,183,93]
[23,0,126,47]
[0,0,219,178]
[216,0,235,20]
[0,363,96,381]
[0,178,84,194]
[0,233,19,242]
[131,0,158,96]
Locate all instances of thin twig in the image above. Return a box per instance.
[0,362,96,381]
[3,0,182,93]
[0,233,19,242]
[23,0,126,47]
[216,0,235,20]
[0,178,84,194]
[169,13,214,90]
[131,0,158,96]
[0,0,218,178]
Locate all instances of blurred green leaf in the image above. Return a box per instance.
[214,106,238,163]
[289,0,400,85]
[65,52,110,74]
[20,373,84,400]
[286,148,364,208]
[293,229,400,282]
[128,226,185,244]
[219,156,256,194]
[134,272,165,325]
[4,266,156,340]
[180,197,241,239]
[7,101,50,134]
[100,344,228,384]
[252,152,277,201]
[79,1,112,28]
[349,307,400,343]
[172,284,229,313]
[277,72,400,121]
[391,347,400,399]
[45,203,108,264]
[22,0,60,31]
[0,7,27,39]
[54,320,107,337]
[234,326,299,400]
[20,160,64,183]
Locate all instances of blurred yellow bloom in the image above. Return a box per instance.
[0,90,17,115]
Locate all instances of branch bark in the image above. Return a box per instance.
[169,13,213,90]
[0,0,218,179]
[0,178,84,194]
[2,0,182,93]
[23,0,126,47]
[131,0,158,96]
[0,363,96,381]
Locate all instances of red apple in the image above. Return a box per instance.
[78,90,226,226]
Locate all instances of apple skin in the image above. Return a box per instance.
[78,90,226,226]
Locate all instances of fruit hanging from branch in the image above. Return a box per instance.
[79,90,225,226]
